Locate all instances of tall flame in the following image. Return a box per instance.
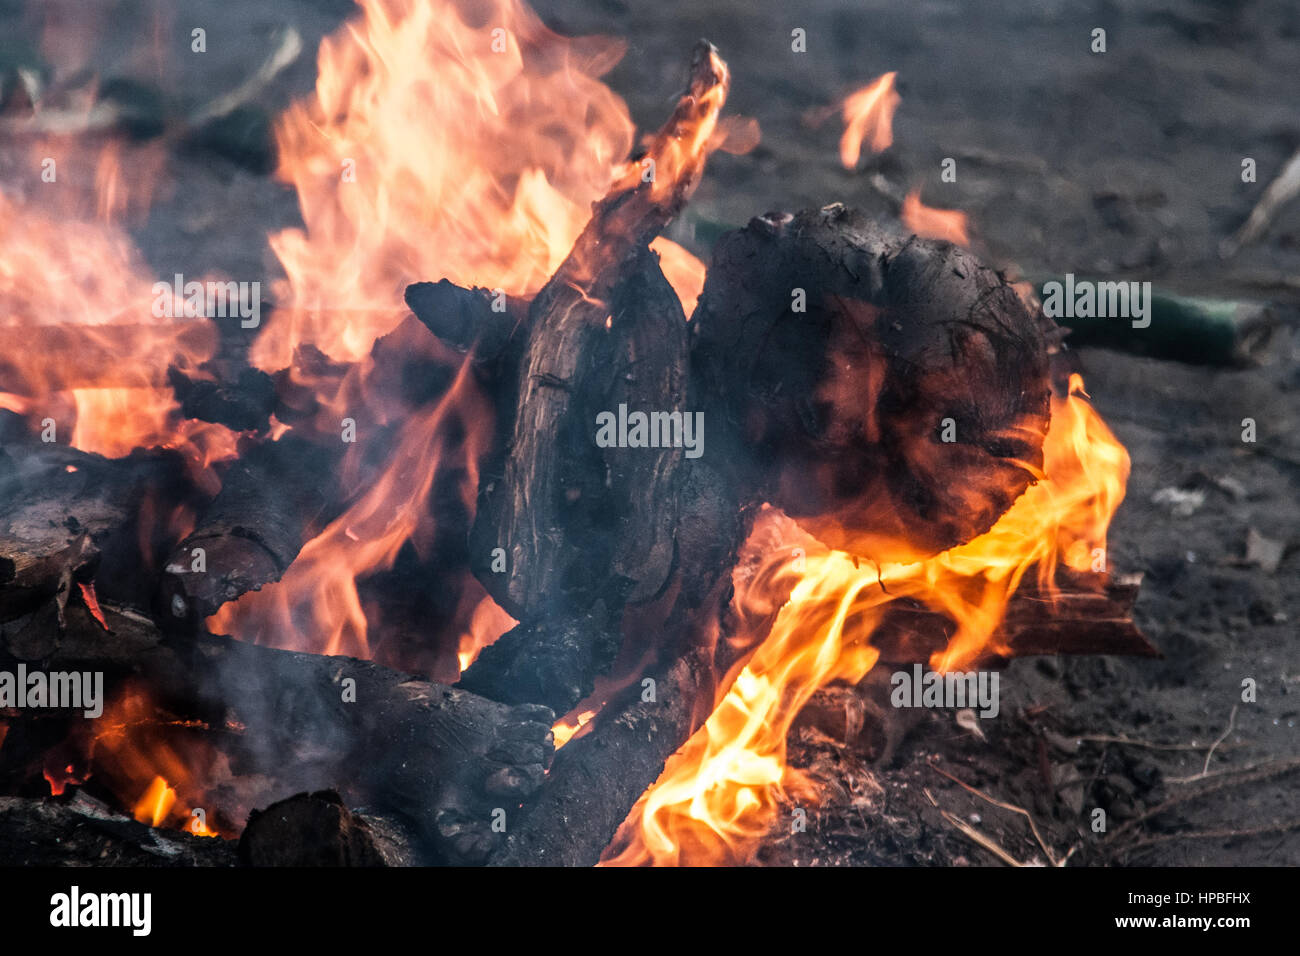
[216,0,706,660]
[604,375,1128,865]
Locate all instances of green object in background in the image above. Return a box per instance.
[1031,276,1285,367]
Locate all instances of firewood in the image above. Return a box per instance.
[238,790,430,866]
[488,463,751,866]
[455,601,620,713]
[0,443,200,613]
[157,433,339,628]
[1,593,555,865]
[468,42,726,621]
[403,279,528,362]
[692,204,1053,564]
[869,571,1158,665]
[0,792,238,866]
[167,365,277,432]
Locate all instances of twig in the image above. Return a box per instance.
[925,788,1035,867]
[926,766,1062,866]
[188,27,303,126]
[1221,148,1300,258]
[1104,756,1300,847]
[1166,705,1237,784]
[1073,733,1229,753]
[1121,818,1300,855]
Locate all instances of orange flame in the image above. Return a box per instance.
[217,0,712,661]
[840,72,899,169]
[901,189,970,247]
[0,140,236,482]
[604,374,1128,865]
[56,684,229,837]
[251,0,639,372]
[134,775,177,828]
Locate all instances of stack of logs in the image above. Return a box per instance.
[0,42,1154,867]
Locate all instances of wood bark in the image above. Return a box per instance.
[157,432,338,627]
[692,204,1053,563]
[466,42,725,621]
[0,592,556,865]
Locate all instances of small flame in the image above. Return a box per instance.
[458,593,517,673]
[56,684,228,838]
[650,237,706,317]
[901,189,970,246]
[839,72,899,169]
[553,708,598,749]
[134,775,177,828]
[605,374,1128,865]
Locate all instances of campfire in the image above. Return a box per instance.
[0,0,1157,867]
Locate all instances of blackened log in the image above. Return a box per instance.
[157,433,338,628]
[456,600,619,713]
[488,463,751,867]
[489,646,712,867]
[0,792,238,866]
[2,592,555,866]
[692,204,1053,564]
[0,443,201,611]
[459,246,691,712]
[239,790,431,866]
[0,529,97,626]
[168,365,276,432]
[471,42,727,621]
[403,279,528,362]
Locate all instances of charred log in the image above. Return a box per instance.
[1,590,554,865]
[157,433,339,628]
[238,790,431,866]
[691,204,1053,563]
[168,365,276,433]
[0,792,238,866]
[465,42,725,621]
[0,443,201,613]
[403,279,528,362]
[456,600,620,714]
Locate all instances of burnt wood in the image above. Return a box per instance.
[692,204,1053,564]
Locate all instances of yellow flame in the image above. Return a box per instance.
[604,375,1128,865]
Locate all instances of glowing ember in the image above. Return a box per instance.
[604,375,1128,865]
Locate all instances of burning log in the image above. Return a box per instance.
[414,44,726,714]
[489,464,751,866]
[871,571,1157,665]
[1,592,555,865]
[466,41,726,621]
[167,365,277,433]
[0,792,237,866]
[692,204,1053,564]
[0,443,201,613]
[157,433,339,628]
[404,279,528,363]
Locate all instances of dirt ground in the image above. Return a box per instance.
[2,0,1296,865]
